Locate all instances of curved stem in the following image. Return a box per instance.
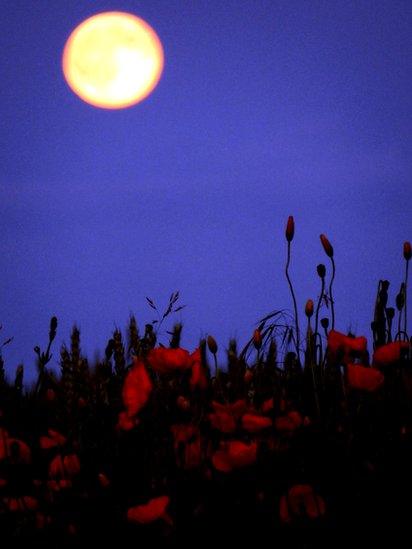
[329,257,336,330]
[404,261,409,336]
[315,277,325,337]
[285,242,300,361]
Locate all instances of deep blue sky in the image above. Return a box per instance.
[1,0,411,380]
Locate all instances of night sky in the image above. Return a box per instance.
[1,0,411,380]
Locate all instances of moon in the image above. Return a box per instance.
[62,12,164,109]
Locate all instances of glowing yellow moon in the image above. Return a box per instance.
[62,12,164,109]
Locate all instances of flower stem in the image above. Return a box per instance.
[285,241,300,362]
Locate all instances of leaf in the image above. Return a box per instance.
[1,337,13,348]
[146,297,157,310]
[173,305,186,313]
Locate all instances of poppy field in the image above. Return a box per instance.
[0,217,411,546]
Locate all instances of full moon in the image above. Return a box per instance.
[62,12,164,109]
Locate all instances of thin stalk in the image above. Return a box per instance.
[285,241,300,361]
[329,257,336,330]
[404,260,409,336]
[315,277,325,337]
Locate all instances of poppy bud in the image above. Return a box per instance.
[317,264,326,278]
[404,241,412,261]
[396,283,405,311]
[320,234,334,257]
[285,216,295,242]
[207,335,218,354]
[396,291,405,311]
[253,329,262,349]
[305,299,314,318]
[320,318,329,330]
[49,316,57,340]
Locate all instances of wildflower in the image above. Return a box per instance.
[98,472,111,488]
[404,241,412,261]
[171,425,203,469]
[49,453,80,480]
[127,495,171,524]
[320,234,334,257]
[346,364,384,392]
[327,330,367,364]
[207,335,218,354]
[117,411,137,431]
[275,411,303,433]
[147,347,194,373]
[190,348,208,390]
[208,399,248,433]
[285,216,295,242]
[280,484,326,523]
[3,496,38,512]
[373,341,410,369]
[242,413,272,433]
[212,440,257,472]
[305,299,314,318]
[39,429,67,450]
[0,430,31,464]
[262,397,274,413]
[317,264,326,278]
[122,357,152,417]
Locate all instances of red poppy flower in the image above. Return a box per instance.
[242,413,272,433]
[171,424,198,444]
[127,495,171,524]
[171,424,203,469]
[212,399,248,417]
[346,364,384,392]
[49,453,80,479]
[122,357,153,417]
[64,454,81,476]
[0,430,31,463]
[47,479,72,492]
[373,341,410,369]
[147,347,194,374]
[275,411,303,432]
[262,398,274,413]
[117,411,137,431]
[176,395,190,411]
[39,429,67,450]
[208,411,237,433]
[190,348,208,390]
[98,472,111,488]
[212,440,257,472]
[3,496,38,512]
[209,399,248,433]
[327,330,367,364]
[280,484,326,523]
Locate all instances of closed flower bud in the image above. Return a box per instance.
[320,318,329,330]
[317,264,326,278]
[285,216,295,242]
[396,289,405,311]
[207,335,218,354]
[253,329,262,349]
[386,307,395,320]
[305,299,314,318]
[320,234,334,258]
[404,241,412,261]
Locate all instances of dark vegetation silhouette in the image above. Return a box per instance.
[0,218,411,546]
